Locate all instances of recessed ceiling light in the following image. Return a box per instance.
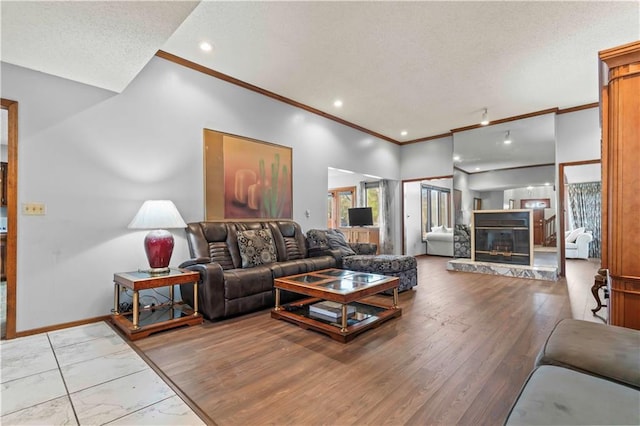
[400,130,408,136]
[544,182,551,186]
[527,186,533,190]
[199,41,213,52]
[453,155,461,161]
[333,99,343,108]
[475,167,481,171]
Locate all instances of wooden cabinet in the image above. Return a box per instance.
[339,227,380,253]
[0,162,6,206]
[600,41,640,329]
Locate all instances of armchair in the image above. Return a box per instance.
[565,228,593,259]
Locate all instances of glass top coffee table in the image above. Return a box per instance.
[271,268,401,342]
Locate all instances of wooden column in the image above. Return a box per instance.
[600,40,640,329]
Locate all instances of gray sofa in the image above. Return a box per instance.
[179,220,336,321]
[505,319,640,425]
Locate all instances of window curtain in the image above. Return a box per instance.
[379,179,393,254]
[567,182,601,258]
[357,181,366,207]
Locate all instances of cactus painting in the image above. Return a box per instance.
[204,130,292,220]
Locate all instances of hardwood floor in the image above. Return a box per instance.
[134,256,576,425]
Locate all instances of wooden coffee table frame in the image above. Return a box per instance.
[271,269,401,343]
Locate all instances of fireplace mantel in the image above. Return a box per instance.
[471,209,534,266]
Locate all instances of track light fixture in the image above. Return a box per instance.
[504,130,512,144]
[480,108,489,126]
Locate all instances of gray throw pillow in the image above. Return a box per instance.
[237,229,278,268]
[326,229,356,256]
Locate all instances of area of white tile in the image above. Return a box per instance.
[54,333,131,367]
[0,321,204,424]
[48,321,117,349]
[0,369,67,416]
[107,395,205,425]
[71,368,176,425]
[0,395,76,425]
[61,347,149,393]
[0,333,57,383]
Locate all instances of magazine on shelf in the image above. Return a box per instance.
[309,301,355,319]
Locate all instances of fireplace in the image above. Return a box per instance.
[472,210,533,266]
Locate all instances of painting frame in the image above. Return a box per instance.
[204,129,293,220]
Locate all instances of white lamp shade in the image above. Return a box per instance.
[128,200,187,230]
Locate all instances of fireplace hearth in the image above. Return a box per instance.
[472,210,533,266]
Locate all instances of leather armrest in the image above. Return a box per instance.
[179,261,225,320]
[179,257,211,268]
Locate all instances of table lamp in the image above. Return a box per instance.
[128,200,187,274]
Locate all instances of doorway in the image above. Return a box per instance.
[558,160,602,276]
[520,198,550,245]
[1,99,18,340]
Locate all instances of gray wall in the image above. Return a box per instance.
[1,55,603,332]
[2,58,400,331]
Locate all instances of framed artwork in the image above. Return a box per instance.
[204,129,292,220]
[473,197,482,210]
[509,199,515,209]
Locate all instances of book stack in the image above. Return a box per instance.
[309,301,355,322]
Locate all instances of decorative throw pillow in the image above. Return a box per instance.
[306,229,329,250]
[566,227,585,243]
[237,229,278,268]
[326,229,356,256]
[431,225,445,233]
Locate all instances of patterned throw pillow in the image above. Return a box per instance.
[237,229,278,268]
[306,229,329,250]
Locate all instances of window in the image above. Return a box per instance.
[328,187,355,228]
[421,184,451,240]
[365,182,380,226]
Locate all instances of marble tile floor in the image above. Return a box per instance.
[0,322,205,425]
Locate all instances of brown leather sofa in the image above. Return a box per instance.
[179,220,337,320]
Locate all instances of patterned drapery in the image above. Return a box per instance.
[378,179,394,254]
[567,182,601,258]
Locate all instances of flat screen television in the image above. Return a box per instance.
[348,207,373,227]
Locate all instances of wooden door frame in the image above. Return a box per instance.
[400,175,454,255]
[558,159,601,277]
[327,186,356,229]
[1,99,18,339]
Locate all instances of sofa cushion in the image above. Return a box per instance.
[237,229,278,268]
[535,319,640,389]
[223,266,274,299]
[505,365,640,425]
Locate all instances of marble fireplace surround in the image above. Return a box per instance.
[447,258,558,281]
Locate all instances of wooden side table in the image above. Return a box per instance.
[111,268,202,340]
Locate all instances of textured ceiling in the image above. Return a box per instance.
[161,1,639,141]
[1,1,638,142]
[1,1,199,92]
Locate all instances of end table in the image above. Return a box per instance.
[111,268,202,340]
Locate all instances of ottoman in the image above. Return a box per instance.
[342,254,417,294]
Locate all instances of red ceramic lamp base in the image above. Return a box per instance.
[144,229,174,274]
